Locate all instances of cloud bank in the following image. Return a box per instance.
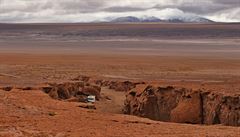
[0,0,239,23]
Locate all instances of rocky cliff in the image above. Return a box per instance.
[123,85,240,126]
[40,81,101,102]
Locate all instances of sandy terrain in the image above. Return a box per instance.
[0,23,240,136]
[0,89,239,137]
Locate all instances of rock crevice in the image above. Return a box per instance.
[123,85,240,126]
[40,81,101,102]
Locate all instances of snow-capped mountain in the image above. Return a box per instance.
[140,16,162,22]
[110,16,162,23]
[109,16,214,23]
[166,16,214,23]
[111,16,141,23]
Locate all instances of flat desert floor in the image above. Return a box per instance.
[0,23,240,136]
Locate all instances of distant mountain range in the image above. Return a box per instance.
[109,16,214,23]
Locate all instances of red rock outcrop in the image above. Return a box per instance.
[170,91,202,124]
[40,81,101,102]
[123,86,185,121]
[201,92,240,126]
[123,85,240,126]
[95,80,145,92]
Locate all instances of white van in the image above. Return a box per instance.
[87,95,96,103]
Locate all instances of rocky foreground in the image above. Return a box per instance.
[124,85,240,126]
[0,76,239,136]
[1,76,239,127]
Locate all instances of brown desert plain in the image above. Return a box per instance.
[0,23,240,137]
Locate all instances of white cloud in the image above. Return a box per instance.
[0,0,239,23]
[206,8,240,22]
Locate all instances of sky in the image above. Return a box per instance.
[0,0,239,23]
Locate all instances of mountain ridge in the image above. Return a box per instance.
[109,16,214,23]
